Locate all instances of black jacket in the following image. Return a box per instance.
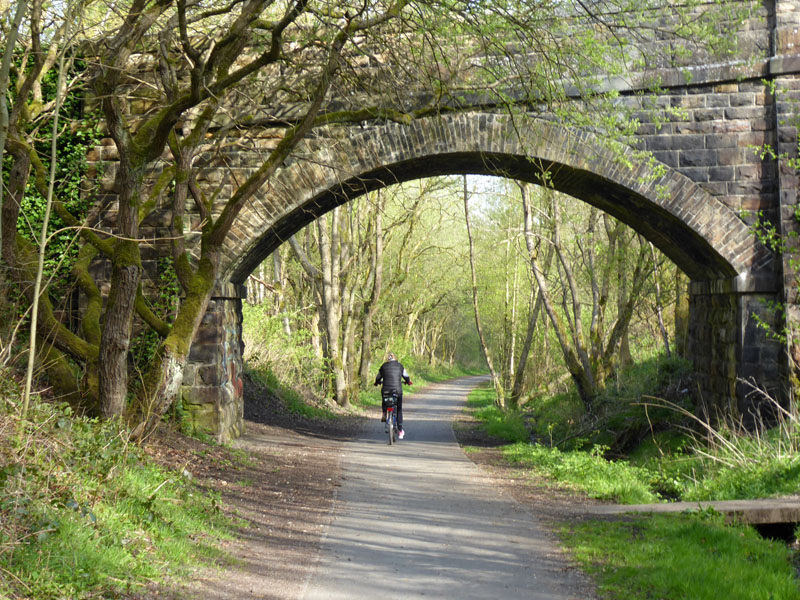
[374,360,411,395]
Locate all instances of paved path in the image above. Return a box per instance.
[301,377,591,600]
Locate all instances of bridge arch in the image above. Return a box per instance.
[219,113,772,287]
[188,113,781,440]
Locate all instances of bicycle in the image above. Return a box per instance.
[383,392,399,445]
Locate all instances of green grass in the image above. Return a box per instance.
[466,354,800,504]
[561,513,800,600]
[0,396,232,600]
[458,358,800,599]
[663,450,800,502]
[503,442,659,504]
[467,384,528,442]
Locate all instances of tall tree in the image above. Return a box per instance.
[359,191,385,384]
[464,175,504,406]
[511,182,554,408]
[522,185,653,409]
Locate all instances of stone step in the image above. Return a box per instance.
[585,497,800,525]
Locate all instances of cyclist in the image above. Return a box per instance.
[374,352,412,439]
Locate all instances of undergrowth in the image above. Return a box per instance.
[247,365,336,420]
[465,354,800,504]
[0,384,231,599]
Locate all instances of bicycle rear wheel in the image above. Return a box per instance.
[387,410,394,445]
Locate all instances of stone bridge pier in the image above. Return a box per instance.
[181,284,247,440]
[689,283,783,424]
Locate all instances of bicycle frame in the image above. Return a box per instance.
[384,393,398,445]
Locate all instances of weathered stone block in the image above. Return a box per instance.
[184,402,219,434]
[693,108,725,121]
[729,93,756,107]
[188,343,222,364]
[193,327,223,345]
[706,93,731,107]
[712,120,751,133]
[181,385,222,406]
[680,149,718,167]
[708,166,735,181]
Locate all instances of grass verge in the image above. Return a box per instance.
[503,443,658,504]
[0,392,233,600]
[561,513,800,600]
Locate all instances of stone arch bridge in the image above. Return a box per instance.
[92,2,800,440]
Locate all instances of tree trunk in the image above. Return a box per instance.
[650,242,671,357]
[511,183,554,407]
[674,270,690,358]
[318,209,348,407]
[274,251,291,334]
[98,169,142,418]
[526,192,597,410]
[0,0,26,255]
[504,233,519,392]
[359,198,384,383]
[463,175,504,406]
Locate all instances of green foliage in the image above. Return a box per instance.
[561,513,800,600]
[525,354,695,452]
[0,390,231,599]
[242,303,330,400]
[396,347,482,387]
[12,58,104,302]
[504,442,658,504]
[466,383,529,443]
[247,366,335,420]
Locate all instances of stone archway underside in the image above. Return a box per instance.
[219,114,773,289]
